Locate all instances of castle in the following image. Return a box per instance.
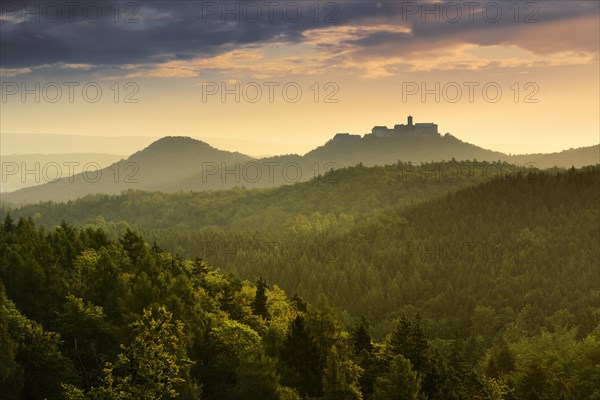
[371,115,438,137]
[331,116,439,143]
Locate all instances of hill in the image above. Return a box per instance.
[2,130,598,205]
[5,164,599,338]
[147,166,600,338]
[2,164,599,399]
[1,137,254,204]
[508,144,600,168]
[304,132,506,165]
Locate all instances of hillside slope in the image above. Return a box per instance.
[149,166,600,338]
[4,161,532,230]
[1,137,254,204]
[2,133,597,205]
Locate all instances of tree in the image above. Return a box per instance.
[350,315,379,398]
[484,339,514,378]
[388,313,429,374]
[232,351,280,400]
[516,363,547,400]
[351,315,374,355]
[322,345,364,400]
[0,288,74,400]
[280,315,322,397]
[3,213,14,232]
[55,295,118,389]
[202,318,261,398]
[373,354,421,400]
[252,277,269,320]
[479,375,509,400]
[119,229,148,265]
[79,306,196,399]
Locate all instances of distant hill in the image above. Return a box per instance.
[305,133,507,165]
[1,137,254,204]
[306,132,599,168]
[211,165,599,335]
[123,136,254,190]
[507,145,600,169]
[1,129,598,204]
[0,153,124,193]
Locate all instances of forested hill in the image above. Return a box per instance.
[2,161,535,230]
[5,165,597,342]
[147,166,599,333]
[2,215,599,399]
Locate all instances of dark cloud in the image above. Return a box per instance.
[1,1,381,68]
[1,0,596,70]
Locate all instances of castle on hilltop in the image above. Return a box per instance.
[371,115,438,137]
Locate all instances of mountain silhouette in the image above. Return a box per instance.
[1,136,253,204]
[2,129,598,204]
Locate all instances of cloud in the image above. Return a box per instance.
[0,67,32,77]
[1,1,597,78]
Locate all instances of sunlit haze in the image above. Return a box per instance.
[1,1,598,156]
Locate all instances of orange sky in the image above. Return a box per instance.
[1,1,598,156]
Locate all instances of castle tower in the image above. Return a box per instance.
[408,115,413,126]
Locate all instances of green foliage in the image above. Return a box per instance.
[322,345,364,400]
[5,161,532,231]
[0,286,74,400]
[478,375,509,400]
[373,354,421,400]
[351,315,374,356]
[232,351,280,400]
[0,164,599,399]
[280,315,324,397]
[252,277,269,320]
[55,294,118,389]
[87,307,193,399]
[388,313,429,374]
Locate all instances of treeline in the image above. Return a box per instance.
[3,161,541,231]
[2,218,599,399]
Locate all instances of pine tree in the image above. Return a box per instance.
[389,313,429,374]
[280,315,322,397]
[3,214,14,233]
[233,350,280,400]
[119,229,147,265]
[485,339,515,378]
[252,277,269,320]
[351,315,374,356]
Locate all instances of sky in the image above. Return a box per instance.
[1,0,599,156]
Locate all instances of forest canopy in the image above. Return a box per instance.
[1,164,599,399]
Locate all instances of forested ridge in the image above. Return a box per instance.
[145,166,600,335]
[4,161,540,230]
[1,164,599,399]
